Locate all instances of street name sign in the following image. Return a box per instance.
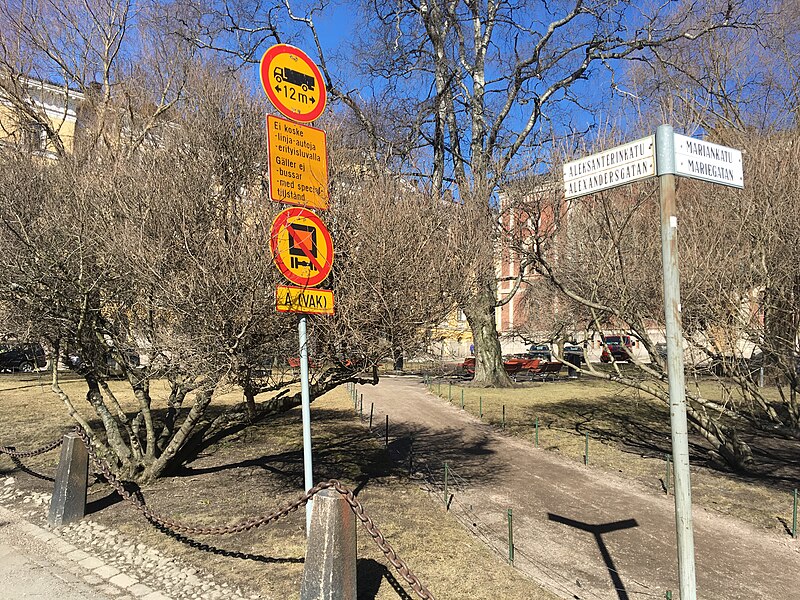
[276,285,334,315]
[270,207,334,288]
[267,115,329,210]
[673,133,743,189]
[260,44,327,123]
[563,136,655,199]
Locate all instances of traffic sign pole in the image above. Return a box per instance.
[656,124,697,600]
[299,315,314,534]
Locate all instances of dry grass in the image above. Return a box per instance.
[0,372,555,600]
[430,376,798,533]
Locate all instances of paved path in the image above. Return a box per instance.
[0,505,163,600]
[358,376,800,600]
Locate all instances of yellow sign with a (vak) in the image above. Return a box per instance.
[268,116,329,210]
[276,285,334,315]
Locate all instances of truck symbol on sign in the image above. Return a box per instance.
[273,67,316,92]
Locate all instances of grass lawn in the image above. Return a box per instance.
[429,374,799,533]
[0,372,555,600]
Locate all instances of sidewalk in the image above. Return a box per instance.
[0,505,166,600]
[359,376,800,600]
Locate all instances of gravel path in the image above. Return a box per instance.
[360,375,800,600]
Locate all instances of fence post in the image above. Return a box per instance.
[793,488,797,539]
[48,432,88,527]
[359,395,363,419]
[479,396,483,419]
[369,403,374,429]
[448,382,452,402]
[385,415,389,450]
[535,417,539,448]
[502,405,506,430]
[584,433,589,466]
[507,508,514,565]
[444,462,449,509]
[300,489,357,600]
[460,389,464,410]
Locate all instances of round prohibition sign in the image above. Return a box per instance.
[260,44,327,123]
[270,207,333,287]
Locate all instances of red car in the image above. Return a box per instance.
[600,335,634,363]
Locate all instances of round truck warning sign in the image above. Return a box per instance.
[270,207,333,287]
[260,44,327,123]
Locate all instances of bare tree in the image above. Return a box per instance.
[258,0,757,385]
[0,2,458,480]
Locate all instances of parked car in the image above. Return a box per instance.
[67,350,140,377]
[527,344,552,361]
[600,335,634,363]
[0,342,47,373]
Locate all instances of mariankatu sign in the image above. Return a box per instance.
[673,134,743,189]
[270,207,333,288]
[260,44,327,123]
[563,136,655,199]
[267,115,329,210]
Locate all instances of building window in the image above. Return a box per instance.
[23,120,48,152]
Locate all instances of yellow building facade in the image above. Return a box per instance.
[0,77,84,156]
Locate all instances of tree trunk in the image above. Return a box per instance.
[393,347,404,371]
[464,286,512,387]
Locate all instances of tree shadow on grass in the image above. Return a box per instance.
[175,407,509,495]
[517,393,800,490]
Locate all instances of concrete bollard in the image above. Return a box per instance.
[300,488,357,600]
[48,432,88,527]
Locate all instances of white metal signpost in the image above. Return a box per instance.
[260,44,333,535]
[564,125,743,600]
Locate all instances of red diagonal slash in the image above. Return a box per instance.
[285,223,326,273]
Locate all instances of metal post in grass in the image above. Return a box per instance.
[444,462,449,509]
[584,433,589,466]
[385,415,389,450]
[448,382,452,402]
[535,418,539,448]
[409,438,414,475]
[502,405,506,430]
[507,508,514,565]
[793,488,797,539]
[479,396,483,419]
[461,389,464,410]
[438,380,441,396]
[359,395,363,419]
[369,403,374,429]
[657,124,697,600]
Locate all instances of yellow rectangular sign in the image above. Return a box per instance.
[276,285,334,315]
[268,115,329,210]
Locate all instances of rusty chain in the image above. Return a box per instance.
[73,426,436,600]
[0,437,63,458]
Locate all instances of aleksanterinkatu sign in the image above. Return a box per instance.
[563,136,655,200]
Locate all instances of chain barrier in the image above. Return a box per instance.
[0,437,63,458]
[72,426,435,600]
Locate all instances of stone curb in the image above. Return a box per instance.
[1,476,263,600]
